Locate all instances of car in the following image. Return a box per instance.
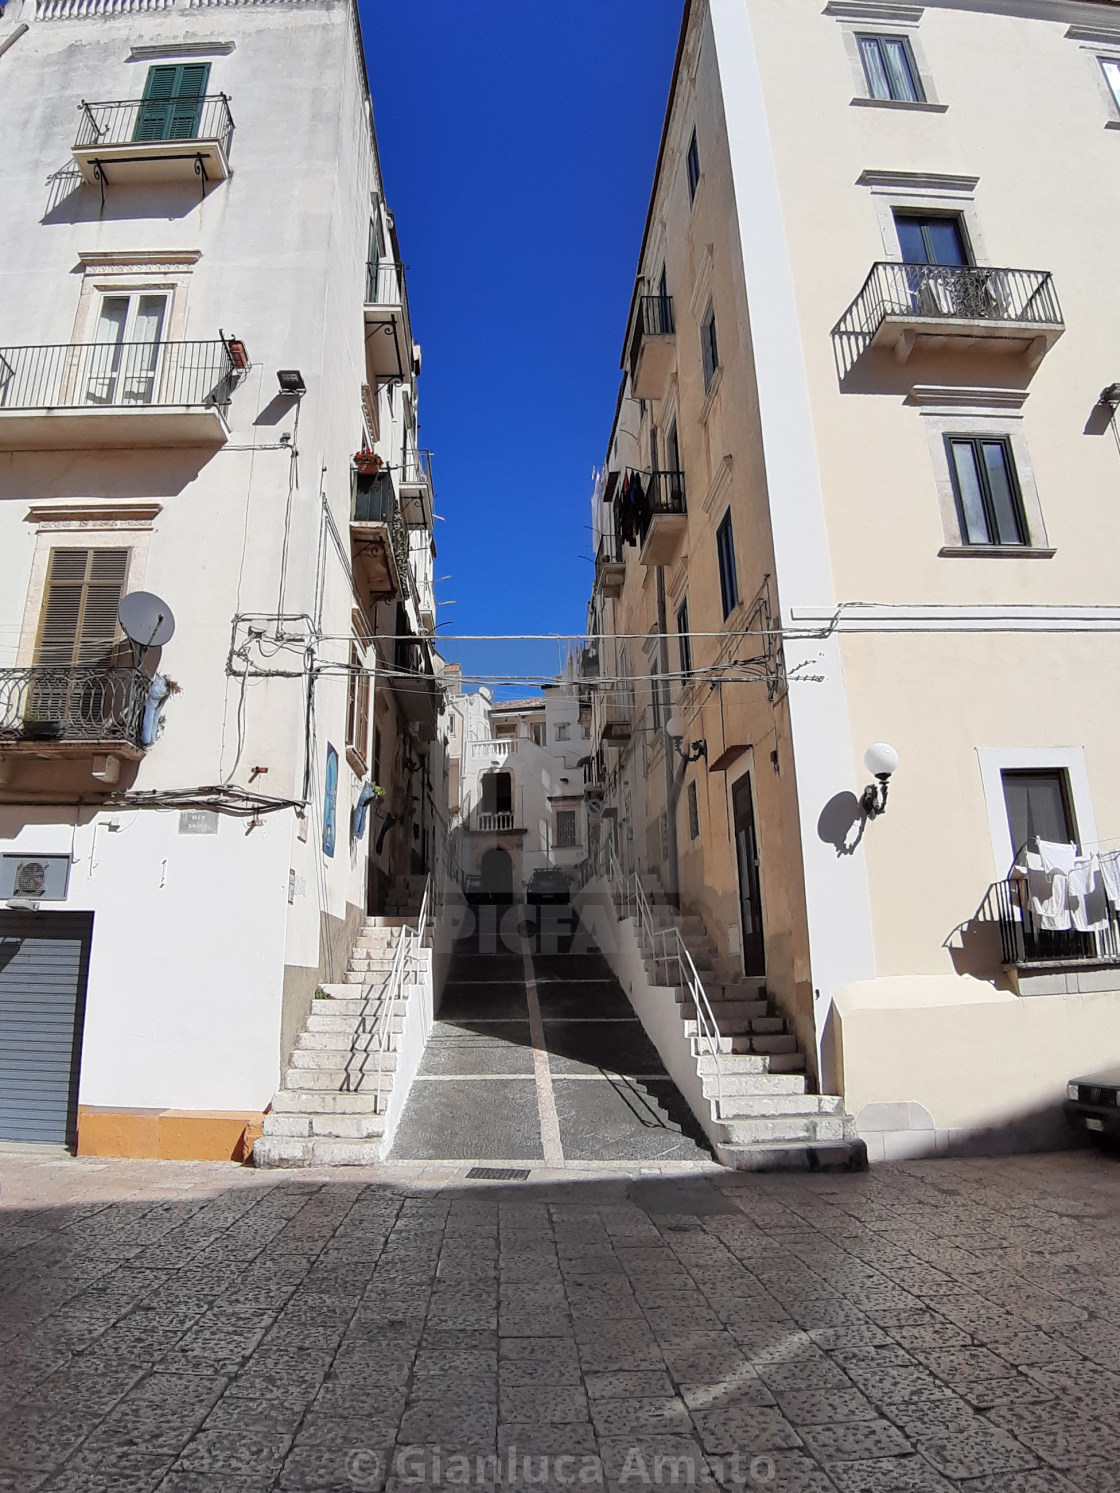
[525,868,571,905]
[1064,1067,1120,1145]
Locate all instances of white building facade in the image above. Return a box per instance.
[0,0,443,1158]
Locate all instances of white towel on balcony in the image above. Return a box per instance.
[1069,857,1109,934]
[1038,838,1078,874]
[1099,849,1120,910]
[1027,862,1070,931]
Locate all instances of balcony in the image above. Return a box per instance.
[592,688,632,747]
[595,532,625,599]
[993,876,1120,996]
[0,340,235,449]
[72,96,234,194]
[0,665,149,761]
[351,469,411,605]
[626,293,675,400]
[638,470,687,567]
[389,630,439,742]
[468,737,521,761]
[833,263,1064,374]
[398,445,433,529]
[363,262,415,384]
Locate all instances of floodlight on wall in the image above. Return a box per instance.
[1101,384,1120,407]
[277,370,306,396]
[859,742,899,819]
[666,714,707,764]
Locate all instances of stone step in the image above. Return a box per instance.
[725,1033,800,1055]
[714,981,769,1002]
[305,1009,402,1034]
[695,1050,770,1075]
[713,1113,851,1146]
[707,1000,772,1021]
[283,1069,392,1091]
[714,1093,844,1119]
[271,1090,388,1114]
[701,1072,808,1098]
[297,1028,402,1052]
[682,1015,787,1038]
[254,1136,384,1168]
[290,1032,402,1067]
[715,1138,867,1173]
[363,916,416,930]
[262,1110,386,1139]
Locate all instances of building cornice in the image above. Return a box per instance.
[791,603,1120,633]
[129,40,234,57]
[78,250,202,268]
[858,169,979,195]
[26,503,162,531]
[906,384,1030,408]
[824,2,923,23]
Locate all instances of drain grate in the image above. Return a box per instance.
[467,1166,531,1181]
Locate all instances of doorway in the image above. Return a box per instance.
[732,773,765,977]
[479,847,514,903]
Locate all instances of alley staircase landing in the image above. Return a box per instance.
[607,871,866,1173]
[254,895,422,1167]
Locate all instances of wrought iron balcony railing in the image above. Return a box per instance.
[628,292,675,369]
[833,262,1063,365]
[0,340,236,412]
[993,875,1120,967]
[74,95,234,155]
[644,469,686,520]
[351,469,411,600]
[0,665,149,749]
[365,261,407,308]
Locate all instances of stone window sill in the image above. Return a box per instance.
[939,545,1055,559]
[851,96,948,112]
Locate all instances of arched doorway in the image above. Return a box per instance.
[479,847,514,903]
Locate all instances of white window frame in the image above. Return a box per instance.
[978,747,1098,877]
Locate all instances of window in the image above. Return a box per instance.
[946,437,1028,547]
[346,641,372,770]
[716,511,739,618]
[686,130,701,203]
[1101,57,1120,112]
[687,779,700,841]
[676,600,693,679]
[554,722,570,742]
[555,810,578,849]
[135,63,211,142]
[858,35,922,103]
[87,293,169,407]
[1002,770,1076,859]
[894,213,968,267]
[666,421,681,476]
[448,714,456,736]
[531,722,545,747]
[34,549,128,667]
[701,304,719,393]
[650,663,664,730]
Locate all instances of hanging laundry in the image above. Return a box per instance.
[1099,849,1120,910]
[1026,855,1070,931]
[1069,858,1109,934]
[1038,838,1078,874]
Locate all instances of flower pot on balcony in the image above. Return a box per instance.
[354,453,382,477]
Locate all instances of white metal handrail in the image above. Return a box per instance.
[629,872,725,1123]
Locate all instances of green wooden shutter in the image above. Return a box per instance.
[134,63,210,143]
[34,550,128,668]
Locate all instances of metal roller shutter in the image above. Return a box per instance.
[0,912,93,1146]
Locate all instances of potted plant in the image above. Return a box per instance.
[354,450,382,477]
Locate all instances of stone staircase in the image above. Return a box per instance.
[254,921,414,1167]
[385,874,426,918]
[615,873,865,1172]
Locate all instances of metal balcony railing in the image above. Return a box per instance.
[833,262,1063,349]
[365,260,407,308]
[628,294,675,375]
[993,876,1120,967]
[0,340,235,412]
[597,531,624,566]
[399,446,430,489]
[74,95,234,154]
[0,665,149,748]
[351,469,411,598]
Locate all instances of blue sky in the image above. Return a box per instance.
[357,0,683,692]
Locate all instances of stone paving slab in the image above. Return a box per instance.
[1,1150,1120,1493]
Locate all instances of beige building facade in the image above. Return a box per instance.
[588,0,1120,1158]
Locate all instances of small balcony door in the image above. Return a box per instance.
[895,214,969,267]
[86,294,168,407]
[133,62,210,143]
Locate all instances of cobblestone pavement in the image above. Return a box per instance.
[1,1148,1119,1493]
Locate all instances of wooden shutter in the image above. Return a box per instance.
[34,549,128,669]
[135,63,210,143]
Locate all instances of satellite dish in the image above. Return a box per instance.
[118,592,176,649]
